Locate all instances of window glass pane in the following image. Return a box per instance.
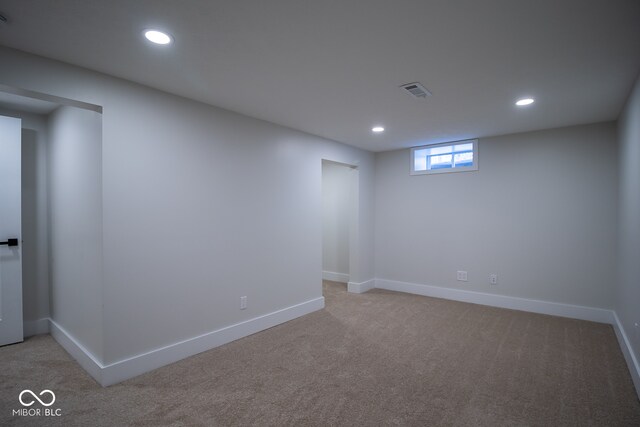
[454,143,473,152]
[429,145,453,155]
[429,154,452,169]
[454,152,473,167]
[411,139,477,175]
[413,148,427,171]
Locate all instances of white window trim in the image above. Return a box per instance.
[410,139,479,175]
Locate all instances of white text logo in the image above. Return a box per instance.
[19,390,56,407]
[13,390,61,417]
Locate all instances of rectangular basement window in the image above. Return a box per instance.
[411,139,478,175]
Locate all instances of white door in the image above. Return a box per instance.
[0,115,23,346]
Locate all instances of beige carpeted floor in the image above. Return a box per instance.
[1,281,639,426]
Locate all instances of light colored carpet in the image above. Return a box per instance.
[1,281,639,426]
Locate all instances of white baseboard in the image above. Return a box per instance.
[323,271,349,283]
[47,297,325,387]
[374,278,615,324]
[40,282,640,399]
[347,279,375,294]
[100,296,324,386]
[612,312,640,399]
[49,319,104,385]
[24,318,50,337]
[376,278,639,397]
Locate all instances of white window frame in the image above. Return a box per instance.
[410,139,479,175]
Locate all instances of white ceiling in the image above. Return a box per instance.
[0,0,638,152]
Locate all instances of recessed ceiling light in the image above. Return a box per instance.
[144,30,172,45]
[515,98,535,106]
[372,126,385,133]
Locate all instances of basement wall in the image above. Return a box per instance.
[0,46,375,372]
[374,122,618,309]
[616,73,640,391]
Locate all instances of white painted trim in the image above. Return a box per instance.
[374,278,615,324]
[23,318,50,337]
[323,271,349,283]
[49,319,104,385]
[100,296,324,386]
[375,278,639,396]
[612,312,640,399]
[65,296,321,386]
[42,286,639,399]
[347,279,375,294]
[48,297,324,386]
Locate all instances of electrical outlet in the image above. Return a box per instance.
[456,271,468,282]
[240,296,247,310]
[489,274,498,285]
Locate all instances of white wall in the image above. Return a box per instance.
[48,106,104,360]
[98,78,375,365]
[0,108,50,327]
[0,46,375,368]
[617,74,640,376]
[375,122,618,309]
[322,161,352,281]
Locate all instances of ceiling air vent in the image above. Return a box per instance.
[400,82,432,99]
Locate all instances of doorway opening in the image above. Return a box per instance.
[321,159,358,297]
[0,86,102,347]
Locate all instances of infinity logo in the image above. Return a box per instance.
[18,390,56,407]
